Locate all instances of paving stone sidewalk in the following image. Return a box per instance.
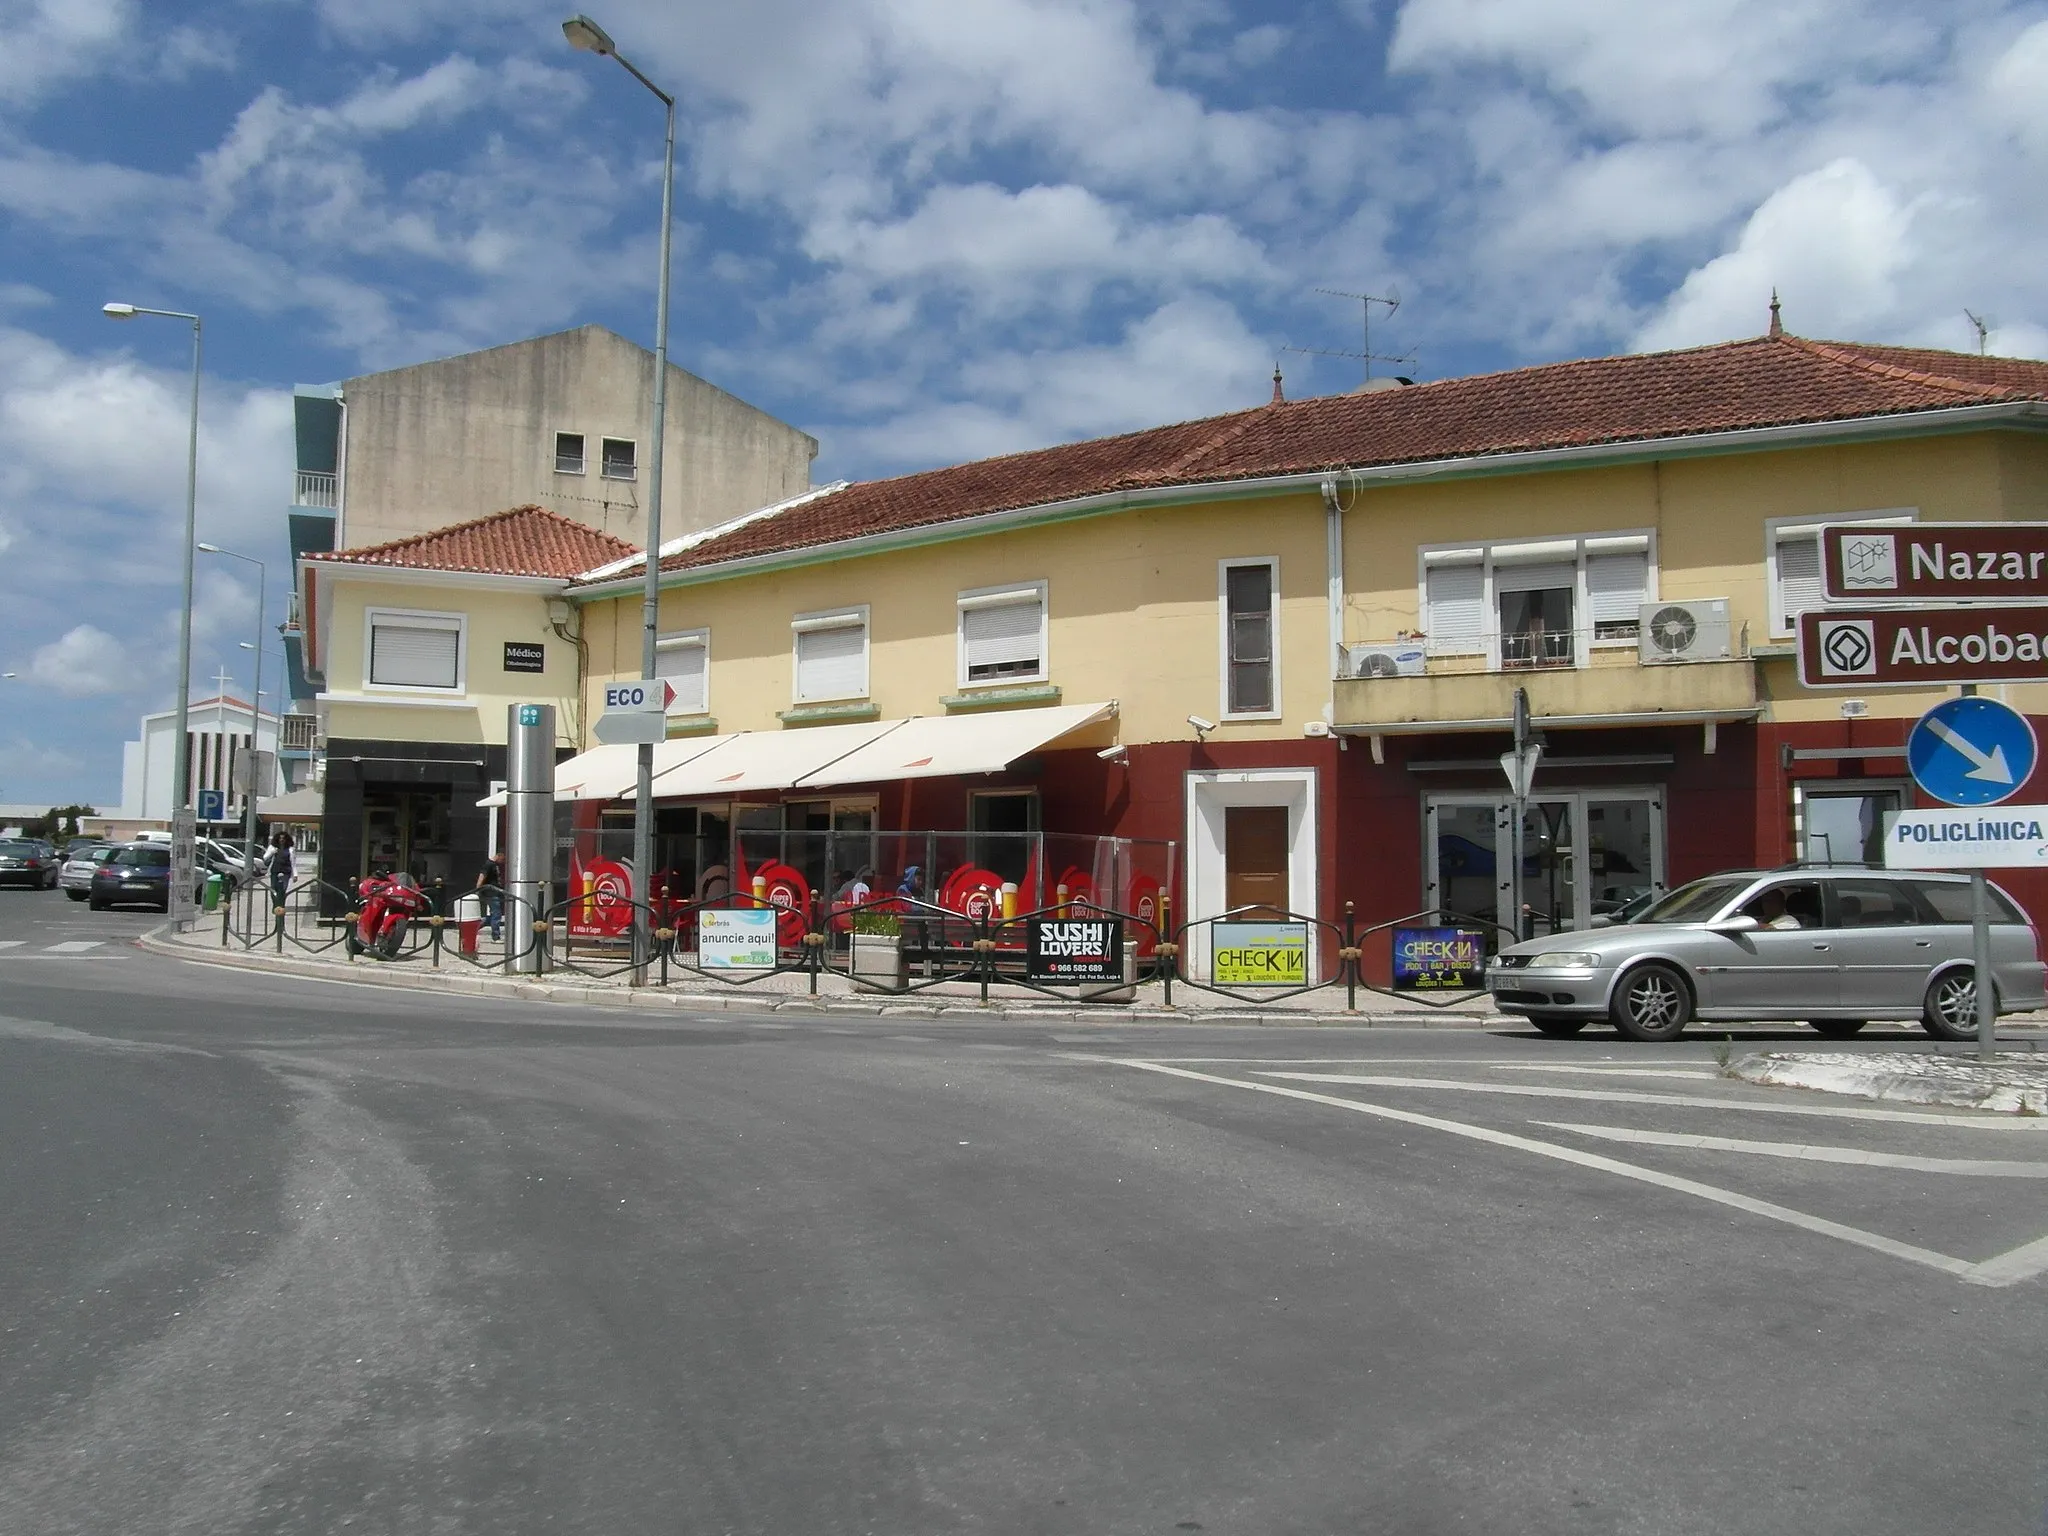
[146,922,1508,1027]
[1734,1049,2048,1115]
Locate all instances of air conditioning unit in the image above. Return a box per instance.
[1345,641,1426,678]
[1638,599,1732,663]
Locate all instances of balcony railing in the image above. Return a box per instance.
[294,470,337,509]
[280,713,319,752]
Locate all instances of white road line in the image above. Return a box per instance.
[1535,1121,2048,1177]
[0,940,25,951]
[1257,1072,2048,1131]
[1113,1059,1984,1284]
[1487,1064,1721,1080]
[43,941,102,954]
[1971,1234,2048,1287]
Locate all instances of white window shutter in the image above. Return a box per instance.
[370,623,460,688]
[656,640,707,713]
[796,622,866,700]
[1586,549,1650,624]
[1777,534,1824,626]
[962,597,1042,679]
[1424,562,1485,654]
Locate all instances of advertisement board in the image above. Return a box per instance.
[567,855,633,938]
[698,908,778,969]
[1026,916,1123,983]
[1212,921,1308,986]
[1392,927,1487,990]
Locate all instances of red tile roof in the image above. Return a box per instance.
[309,505,636,579]
[580,332,2046,584]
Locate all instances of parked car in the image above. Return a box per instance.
[0,838,59,889]
[59,844,117,900]
[89,843,174,911]
[1488,866,2048,1043]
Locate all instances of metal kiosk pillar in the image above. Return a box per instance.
[507,703,556,975]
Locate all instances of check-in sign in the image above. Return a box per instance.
[1799,607,2048,688]
[1885,808,2048,870]
[1824,523,2048,602]
[1212,921,1308,986]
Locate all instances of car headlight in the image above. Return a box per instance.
[1526,952,1599,969]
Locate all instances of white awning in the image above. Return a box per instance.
[795,701,1116,787]
[474,734,737,807]
[647,720,895,799]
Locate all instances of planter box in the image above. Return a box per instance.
[852,932,903,983]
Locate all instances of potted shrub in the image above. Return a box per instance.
[850,909,904,983]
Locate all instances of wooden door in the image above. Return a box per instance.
[1224,805,1291,917]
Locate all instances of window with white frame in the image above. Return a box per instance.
[365,608,465,692]
[600,437,636,480]
[957,583,1047,687]
[1419,533,1655,665]
[1767,509,1915,636]
[655,629,709,715]
[554,431,585,475]
[1220,558,1278,716]
[792,607,868,703]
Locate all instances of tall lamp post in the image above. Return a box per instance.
[105,300,202,928]
[198,542,266,897]
[563,13,676,981]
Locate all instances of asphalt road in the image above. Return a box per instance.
[3,884,2046,1535]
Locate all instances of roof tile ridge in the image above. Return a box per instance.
[1156,406,1274,479]
[315,504,544,562]
[1781,335,2018,401]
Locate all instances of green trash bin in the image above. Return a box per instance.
[202,871,224,912]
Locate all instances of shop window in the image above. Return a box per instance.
[792,607,868,702]
[958,583,1047,686]
[365,608,464,692]
[1220,558,1277,717]
[656,629,708,714]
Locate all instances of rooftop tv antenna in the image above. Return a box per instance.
[1284,287,1415,385]
[1964,309,1990,355]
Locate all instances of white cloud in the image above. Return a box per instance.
[26,625,131,696]
[0,0,132,108]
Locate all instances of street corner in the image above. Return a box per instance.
[1734,1049,2048,1115]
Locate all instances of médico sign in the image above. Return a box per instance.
[1823,523,2048,602]
[1798,606,2048,688]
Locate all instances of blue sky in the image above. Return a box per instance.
[2,0,2045,808]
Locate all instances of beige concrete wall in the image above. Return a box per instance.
[581,491,1332,747]
[338,326,818,552]
[320,577,581,749]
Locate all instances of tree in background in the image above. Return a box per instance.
[29,805,98,841]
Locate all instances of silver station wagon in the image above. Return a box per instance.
[1487,867,2047,1043]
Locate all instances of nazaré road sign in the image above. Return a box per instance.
[1884,808,2048,870]
[1823,522,2048,602]
[1798,606,2048,688]
[1906,696,2038,807]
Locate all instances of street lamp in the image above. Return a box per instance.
[198,541,266,902]
[564,12,676,981]
[105,300,202,928]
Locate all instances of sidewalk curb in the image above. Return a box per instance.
[137,928,1508,1029]
[1733,1050,2048,1115]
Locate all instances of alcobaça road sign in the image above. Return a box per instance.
[1798,606,2048,688]
[1884,809,2048,870]
[1906,695,2038,808]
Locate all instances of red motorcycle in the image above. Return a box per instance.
[345,871,433,960]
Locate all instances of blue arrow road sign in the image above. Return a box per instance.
[1906,696,2038,807]
[196,788,226,822]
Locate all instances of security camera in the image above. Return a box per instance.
[1186,715,1215,736]
[1096,744,1128,762]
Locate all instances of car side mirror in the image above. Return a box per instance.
[1709,914,1759,934]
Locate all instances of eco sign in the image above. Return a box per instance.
[1392,927,1487,990]
[1026,917,1123,983]
[1211,921,1308,986]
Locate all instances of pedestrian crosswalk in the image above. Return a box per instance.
[0,939,108,956]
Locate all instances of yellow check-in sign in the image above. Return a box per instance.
[1212,921,1308,985]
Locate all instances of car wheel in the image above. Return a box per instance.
[88,896,107,911]
[1809,1019,1869,1038]
[1609,962,1692,1043]
[1528,1015,1589,1037]
[1922,969,1984,1042]
[65,889,86,902]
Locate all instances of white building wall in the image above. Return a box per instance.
[115,697,282,826]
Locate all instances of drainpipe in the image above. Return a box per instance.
[1322,477,1344,717]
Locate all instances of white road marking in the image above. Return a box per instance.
[43,941,102,954]
[1114,1059,1985,1284]
[1536,1121,2048,1178]
[1487,1064,1721,1081]
[1257,1072,2048,1131]
[1971,1234,2048,1287]
[0,940,23,951]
